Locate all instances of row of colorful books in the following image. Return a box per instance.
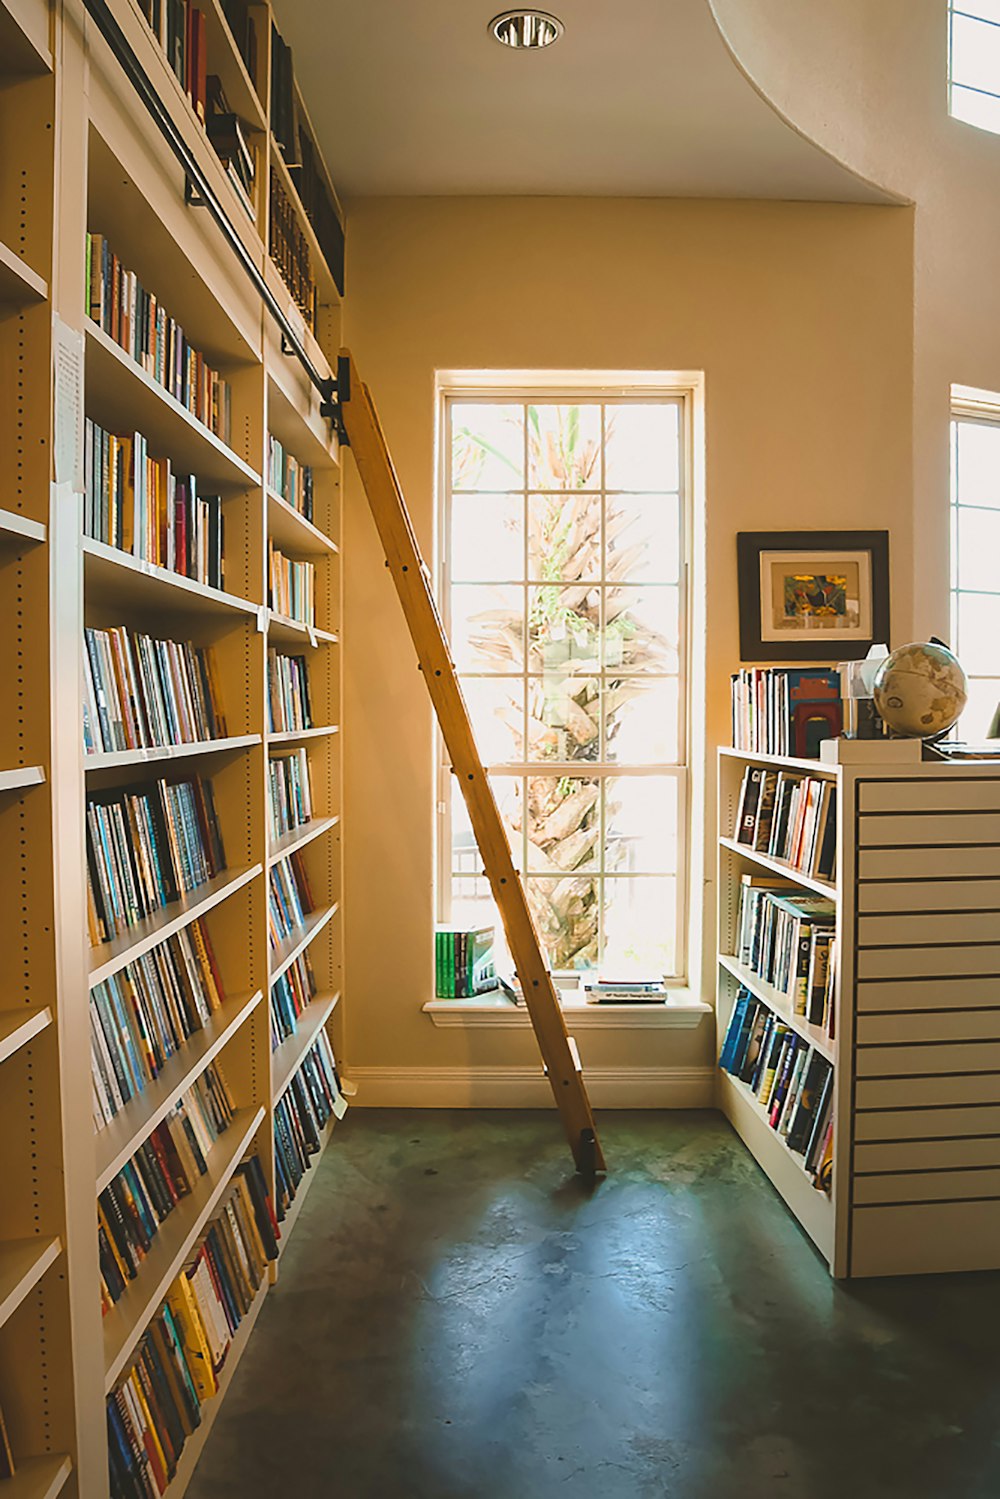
[268,852,314,948]
[269,951,316,1051]
[106,1152,279,1499]
[735,876,837,1032]
[273,1031,345,1218]
[86,234,232,445]
[84,418,225,589]
[91,920,225,1130]
[99,1065,235,1311]
[268,541,316,626]
[719,991,834,1189]
[734,764,838,882]
[86,776,226,947]
[731,667,841,759]
[267,435,314,519]
[83,627,226,756]
[268,747,313,840]
[267,649,313,734]
[434,925,498,998]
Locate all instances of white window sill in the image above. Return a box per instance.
[422,992,712,1029]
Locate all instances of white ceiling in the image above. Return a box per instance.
[272,0,893,202]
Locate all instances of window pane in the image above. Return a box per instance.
[528,405,601,490]
[605,677,679,764]
[956,421,1000,508]
[604,404,680,491]
[607,493,681,584]
[603,877,676,976]
[960,677,1000,738]
[452,403,524,489]
[955,593,1000,674]
[451,584,524,671]
[527,674,600,763]
[606,777,678,873]
[450,777,521,869]
[951,14,1000,97]
[526,874,599,971]
[527,492,601,581]
[956,508,1000,592]
[605,586,680,672]
[460,677,525,763]
[524,774,600,873]
[451,493,523,582]
[528,583,601,673]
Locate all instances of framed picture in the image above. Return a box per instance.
[737,530,890,662]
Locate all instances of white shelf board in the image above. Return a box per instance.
[88,862,262,989]
[267,489,338,556]
[0,507,46,546]
[271,991,340,1104]
[0,1004,52,1065]
[423,995,712,1029]
[84,322,262,490]
[95,990,263,1192]
[0,0,53,74]
[719,835,838,901]
[267,814,339,868]
[83,537,260,622]
[85,734,260,772]
[266,610,338,647]
[103,1105,265,1391]
[268,902,339,986]
[0,239,47,304]
[719,746,838,777]
[0,1454,72,1499]
[718,953,836,1064]
[267,724,338,745]
[719,1070,833,1262]
[0,766,45,793]
[0,1236,61,1328]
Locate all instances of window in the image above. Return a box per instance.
[438,387,690,980]
[951,403,1000,737]
[949,2,1000,134]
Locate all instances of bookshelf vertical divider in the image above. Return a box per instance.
[3,0,348,1488]
[718,745,1000,1280]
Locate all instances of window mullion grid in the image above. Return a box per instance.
[598,401,608,968]
[521,403,530,889]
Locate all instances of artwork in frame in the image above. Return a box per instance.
[737,530,890,662]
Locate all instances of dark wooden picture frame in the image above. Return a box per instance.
[737,530,890,662]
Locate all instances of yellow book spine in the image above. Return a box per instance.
[165,1272,218,1400]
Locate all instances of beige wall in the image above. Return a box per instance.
[340,196,914,1085]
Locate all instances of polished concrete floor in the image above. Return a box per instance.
[187,1111,1000,1499]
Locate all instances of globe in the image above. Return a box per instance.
[872,642,969,739]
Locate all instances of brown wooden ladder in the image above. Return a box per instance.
[337,351,606,1176]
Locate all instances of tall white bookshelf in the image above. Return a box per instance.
[718,743,1000,1280]
[0,0,349,1487]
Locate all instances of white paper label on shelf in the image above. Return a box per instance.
[339,1075,358,1098]
[257,606,267,633]
[331,1086,348,1120]
[54,319,85,491]
[307,625,318,649]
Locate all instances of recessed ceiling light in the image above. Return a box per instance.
[489,10,564,49]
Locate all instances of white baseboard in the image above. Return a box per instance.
[344,1065,716,1110]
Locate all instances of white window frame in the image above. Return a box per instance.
[435,374,695,984]
[950,385,1000,737]
[948,2,1000,133]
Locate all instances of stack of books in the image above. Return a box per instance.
[434,925,497,997]
[86,777,227,946]
[106,1153,278,1498]
[734,763,837,882]
[269,951,316,1050]
[98,1064,235,1310]
[267,852,313,947]
[86,235,232,444]
[719,989,834,1189]
[267,747,313,839]
[267,436,313,518]
[90,920,225,1128]
[273,1031,346,1217]
[735,875,837,1033]
[268,541,315,626]
[84,419,224,586]
[206,79,256,217]
[83,626,226,756]
[582,977,668,1004]
[266,649,312,734]
[731,667,841,759]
